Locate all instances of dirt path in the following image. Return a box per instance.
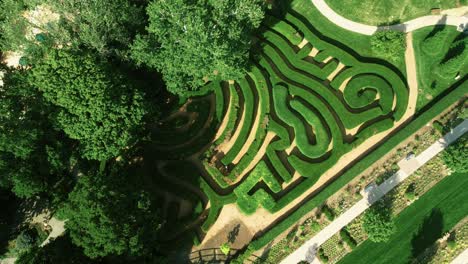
[216,90,246,154]
[231,91,263,165]
[213,85,234,142]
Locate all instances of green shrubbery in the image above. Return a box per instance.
[340,228,357,249]
[422,28,448,55]
[370,31,406,62]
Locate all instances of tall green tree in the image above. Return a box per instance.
[362,200,396,242]
[131,0,266,94]
[0,66,74,198]
[29,49,150,161]
[0,0,146,59]
[442,136,467,173]
[59,164,163,258]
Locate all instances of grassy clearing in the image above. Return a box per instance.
[413,26,467,110]
[338,171,468,264]
[325,0,464,26]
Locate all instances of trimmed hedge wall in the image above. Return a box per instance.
[244,83,467,254]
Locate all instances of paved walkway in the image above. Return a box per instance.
[451,248,468,264]
[311,0,468,35]
[40,217,66,247]
[280,119,468,264]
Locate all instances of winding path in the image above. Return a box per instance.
[311,0,468,35]
[281,119,468,264]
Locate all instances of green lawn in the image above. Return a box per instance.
[413,26,467,110]
[290,0,406,73]
[338,171,468,264]
[326,0,465,26]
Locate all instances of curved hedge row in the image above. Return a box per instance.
[201,10,412,224]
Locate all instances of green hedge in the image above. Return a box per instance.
[272,84,331,158]
[422,28,449,56]
[244,82,467,254]
[222,77,256,165]
[263,16,303,46]
[234,161,280,215]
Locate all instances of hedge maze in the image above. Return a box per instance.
[149,10,411,244]
[204,11,409,216]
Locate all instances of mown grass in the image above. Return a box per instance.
[325,0,463,26]
[413,26,467,110]
[338,171,468,264]
[290,0,406,73]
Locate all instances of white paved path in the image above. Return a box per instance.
[311,0,468,35]
[281,119,468,264]
[451,248,468,264]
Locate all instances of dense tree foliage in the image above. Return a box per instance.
[370,31,406,62]
[0,0,146,59]
[59,164,163,258]
[131,0,266,94]
[436,38,468,79]
[442,136,467,173]
[16,235,98,264]
[0,66,75,198]
[362,200,396,242]
[30,50,150,161]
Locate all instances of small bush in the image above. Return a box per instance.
[371,31,406,61]
[15,229,38,252]
[340,228,357,249]
[447,239,456,249]
[405,183,416,200]
[321,205,335,221]
[318,248,329,263]
[433,121,444,134]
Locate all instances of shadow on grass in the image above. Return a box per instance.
[410,208,444,261]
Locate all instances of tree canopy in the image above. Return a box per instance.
[131,0,266,94]
[0,66,75,198]
[442,135,467,173]
[29,49,150,161]
[59,164,163,258]
[0,0,146,59]
[370,31,406,62]
[362,200,396,243]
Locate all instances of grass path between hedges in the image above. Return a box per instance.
[338,171,468,264]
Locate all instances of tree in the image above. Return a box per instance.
[422,28,448,55]
[131,0,266,95]
[370,31,406,62]
[0,0,145,59]
[362,200,396,242]
[15,229,38,253]
[441,136,467,173]
[436,39,468,80]
[29,49,150,161]
[0,66,74,198]
[59,164,163,258]
[16,235,97,264]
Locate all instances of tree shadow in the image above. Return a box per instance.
[410,208,444,260]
